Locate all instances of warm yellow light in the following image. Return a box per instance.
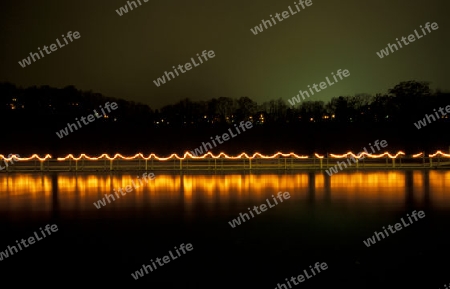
[56,152,309,161]
[0,154,52,161]
[429,151,450,158]
[330,151,405,159]
[2,151,447,161]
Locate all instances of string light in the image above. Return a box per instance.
[329,151,405,159]
[428,151,450,158]
[0,151,448,161]
[56,152,309,161]
[0,154,52,161]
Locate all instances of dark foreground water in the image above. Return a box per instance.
[0,171,449,288]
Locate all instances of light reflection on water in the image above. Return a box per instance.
[0,171,449,213]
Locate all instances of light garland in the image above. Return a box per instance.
[56,152,309,161]
[0,151,448,161]
[428,151,450,158]
[329,151,405,159]
[0,154,52,161]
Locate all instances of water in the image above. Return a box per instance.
[0,171,449,288]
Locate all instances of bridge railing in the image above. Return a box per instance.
[0,151,449,172]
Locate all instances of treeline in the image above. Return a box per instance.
[159,80,449,125]
[1,80,449,126]
[0,82,153,124]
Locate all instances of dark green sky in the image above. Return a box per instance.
[0,0,448,108]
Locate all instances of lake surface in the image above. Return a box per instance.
[0,171,449,288]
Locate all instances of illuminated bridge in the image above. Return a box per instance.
[0,151,449,172]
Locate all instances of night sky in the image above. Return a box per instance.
[0,0,448,109]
